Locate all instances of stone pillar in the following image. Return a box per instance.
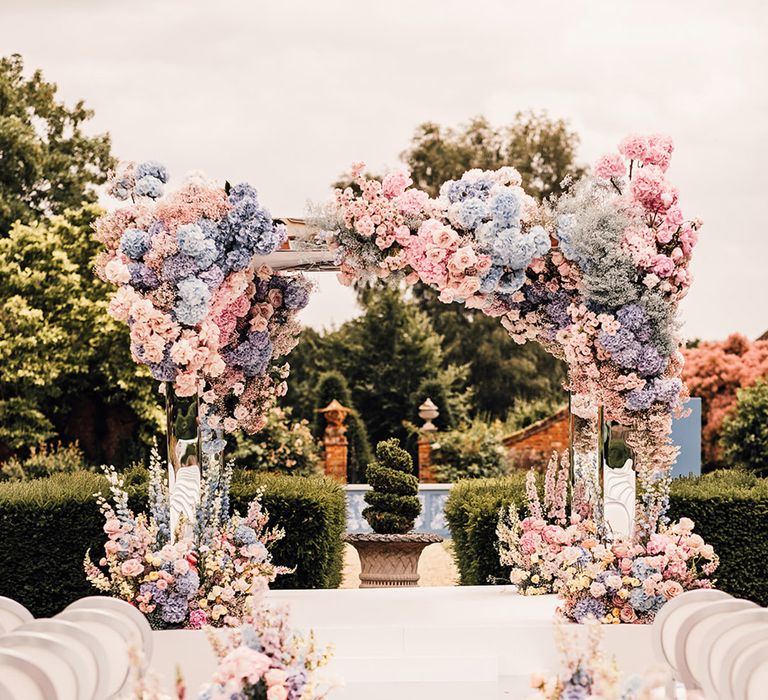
[417,398,439,483]
[318,399,349,483]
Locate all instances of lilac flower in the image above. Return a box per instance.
[224,331,274,376]
[129,263,159,291]
[635,345,667,377]
[199,265,225,290]
[120,229,150,260]
[160,594,189,624]
[162,254,199,284]
[283,279,311,310]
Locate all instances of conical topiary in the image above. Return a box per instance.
[362,438,421,534]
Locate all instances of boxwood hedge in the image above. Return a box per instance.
[0,469,345,617]
[445,469,768,605]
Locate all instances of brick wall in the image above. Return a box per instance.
[503,407,569,471]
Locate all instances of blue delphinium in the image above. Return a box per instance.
[234,524,258,545]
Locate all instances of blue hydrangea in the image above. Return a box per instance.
[489,190,521,228]
[283,279,311,310]
[530,225,551,257]
[160,594,189,624]
[234,525,258,545]
[177,223,216,259]
[228,182,258,204]
[631,560,659,580]
[134,175,164,199]
[628,587,656,613]
[571,596,606,623]
[120,228,150,260]
[173,570,200,598]
[135,160,169,183]
[239,624,263,651]
[457,197,488,229]
[177,276,210,306]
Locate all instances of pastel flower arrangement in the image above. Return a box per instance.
[529,621,672,699]
[324,135,699,532]
[95,162,312,439]
[497,452,592,595]
[555,516,717,625]
[200,604,335,700]
[84,448,290,629]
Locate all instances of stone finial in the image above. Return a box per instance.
[418,398,439,432]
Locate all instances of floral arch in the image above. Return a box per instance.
[94,134,699,538]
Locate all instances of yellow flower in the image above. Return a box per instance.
[148,572,159,581]
[618,589,629,600]
[531,575,540,584]
[198,599,208,609]
[612,607,621,617]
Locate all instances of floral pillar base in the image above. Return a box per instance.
[568,394,603,527]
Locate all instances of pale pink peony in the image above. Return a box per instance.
[652,255,675,277]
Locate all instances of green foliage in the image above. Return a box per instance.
[230,471,346,590]
[504,398,566,433]
[284,288,469,449]
[0,54,114,234]
[0,469,346,615]
[443,474,526,585]
[363,438,421,534]
[433,418,511,482]
[230,407,322,477]
[0,441,87,481]
[720,380,768,476]
[312,371,372,483]
[445,470,768,605]
[401,112,585,201]
[0,207,160,464]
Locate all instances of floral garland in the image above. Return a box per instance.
[497,453,719,624]
[95,161,312,437]
[84,448,289,629]
[322,135,699,532]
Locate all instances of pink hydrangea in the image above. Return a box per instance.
[618,134,648,160]
[212,647,271,690]
[594,153,626,180]
[382,170,413,198]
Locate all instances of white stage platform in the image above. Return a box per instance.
[150,586,655,700]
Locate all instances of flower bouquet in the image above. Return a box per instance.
[85,448,290,629]
[95,161,312,440]
[555,517,718,624]
[199,604,335,700]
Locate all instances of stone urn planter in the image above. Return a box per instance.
[344,532,443,588]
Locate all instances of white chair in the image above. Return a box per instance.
[706,608,768,700]
[0,597,33,634]
[17,618,107,700]
[55,608,136,698]
[65,596,153,663]
[0,648,59,700]
[673,598,757,690]
[0,632,83,700]
[652,588,732,671]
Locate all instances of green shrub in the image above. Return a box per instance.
[720,380,768,476]
[0,469,346,616]
[230,407,322,477]
[667,469,768,605]
[230,471,346,590]
[0,442,88,482]
[445,469,768,605]
[363,439,420,534]
[444,474,526,585]
[433,418,510,482]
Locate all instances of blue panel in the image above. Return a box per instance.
[670,397,702,478]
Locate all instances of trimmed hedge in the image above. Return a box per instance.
[444,474,526,586]
[0,470,346,617]
[445,470,768,605]
[667,470,768,605]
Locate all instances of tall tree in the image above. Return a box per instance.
[0,54,114,234]
[401,112,585,200]
[0,207,160,464]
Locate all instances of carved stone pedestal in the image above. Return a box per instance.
[344,532,443,588]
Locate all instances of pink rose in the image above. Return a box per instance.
[155,579,168,591]
[120,559,144,577]
[660,580,683,600]
[449,245,478,272]
[104,540,121,555]
[620,604,637,623]
[223,417,238,432]
[267,289,283,307]
[652,255,675,278]
[188,609,207,629]
[104,518,122,537]
[264,669,288,687]
[175,372,199,397]
[104,256,131,284]
[267,686,288,700]
[594,153,626,180]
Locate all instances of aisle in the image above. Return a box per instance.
[151,587,654,700]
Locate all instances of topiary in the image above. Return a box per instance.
[362,438,421,534]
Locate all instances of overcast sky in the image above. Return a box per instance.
[3,0,766,339]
